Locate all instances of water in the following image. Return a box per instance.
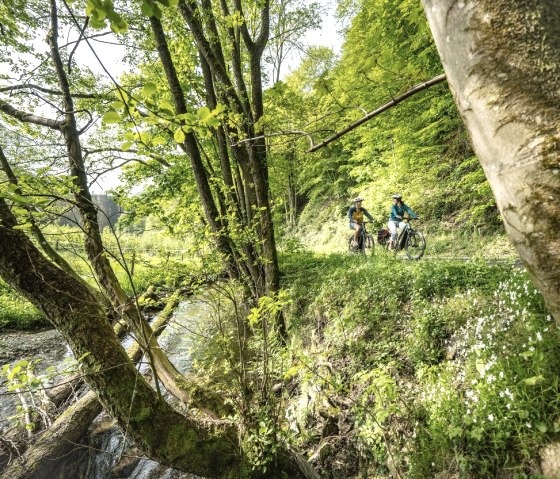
[0,329,71,429]
[0,299,209,479]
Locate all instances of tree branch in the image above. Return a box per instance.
[232,130,315,148]
[0,99,63,130]
[0,84,100,99]
[308,74,447,152]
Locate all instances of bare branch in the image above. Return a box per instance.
[308,74,447,153]
[0,84,102,99]
[231,130,314,148]
[0,99,63,130]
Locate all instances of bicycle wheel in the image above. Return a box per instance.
[348,235,358,254]
[364,234,375,256]
[405,230,426,260]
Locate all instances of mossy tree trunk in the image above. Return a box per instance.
[423,0,560,321]
[0,198,311,478]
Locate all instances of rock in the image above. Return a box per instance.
[541,442,560,478]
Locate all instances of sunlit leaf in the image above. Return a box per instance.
[102,111,122,124]
[174,127,185,143]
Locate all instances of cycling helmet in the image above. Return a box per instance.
[353,197,364,203]
[391,194,402,200]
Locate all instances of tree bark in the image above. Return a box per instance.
[0,201,245,477]
[45,0,197,403]
[0,290,229,479]
[422,0,560,321]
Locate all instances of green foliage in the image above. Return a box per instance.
[281,253,559,477]
[271,0,502,244]
[0,280,46,330]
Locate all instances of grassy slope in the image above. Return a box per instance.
[280,252,559,478]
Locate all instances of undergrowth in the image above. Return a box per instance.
[280,252,560,478]
[0,280,46,330]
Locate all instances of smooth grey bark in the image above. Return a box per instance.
[422,0,560,321]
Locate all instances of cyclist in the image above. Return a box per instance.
[348,197,374,248]
[388,194,417,250]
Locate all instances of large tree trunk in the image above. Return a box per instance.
[0,291,226,479]
[422,0,560,321]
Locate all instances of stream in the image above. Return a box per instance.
[0,299,209,479]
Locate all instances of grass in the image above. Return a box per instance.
[279,252,559,478]
[0,227,206,331]
[0,280,47,330]
[280,213,517,260]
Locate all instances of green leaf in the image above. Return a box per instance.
[176,112,197,123]
[102,111,122,124]
[151,136,167,146]
[77,352,91,362]
[197,106,211,120]
[536,422,548,433]
[142,82,157,97]
[206,117,220,128]
[523,375,544,386]
[475,360,485,376]
[174,127,185,144]
[213,103,226,115]
[159,102,174,116]
[152,3,162,19]
[121,141,133,151]
[5,192,28,205]
[13,223,33,230]
[110,17,128,34]
[141,0,154,16]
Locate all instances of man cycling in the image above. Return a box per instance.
[348,197,374,248]
[388,194,417,250]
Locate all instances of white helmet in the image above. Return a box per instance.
[353,197,364,203]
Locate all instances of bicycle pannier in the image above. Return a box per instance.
[377,229,390,244]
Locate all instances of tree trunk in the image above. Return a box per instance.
[0,290,229,479]
[422,0,560,321]
[0,199,313,478]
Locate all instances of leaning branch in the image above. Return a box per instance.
[0,99,63,130]
[0,84,100,99]
[231,130,315,148]
[308,74,447,153]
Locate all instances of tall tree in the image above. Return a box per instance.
[422,0,560,321]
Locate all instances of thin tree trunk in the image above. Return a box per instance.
[0,145,87,286]
[46,1,201,402]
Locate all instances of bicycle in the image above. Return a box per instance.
[385,218,426,260]
[348,221,375,256]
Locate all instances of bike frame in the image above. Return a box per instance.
[349,221,374,254]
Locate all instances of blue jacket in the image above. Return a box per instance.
[389,203,416,222]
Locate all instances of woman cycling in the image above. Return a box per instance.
[348,197,374,247]
[388,194,417,250]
